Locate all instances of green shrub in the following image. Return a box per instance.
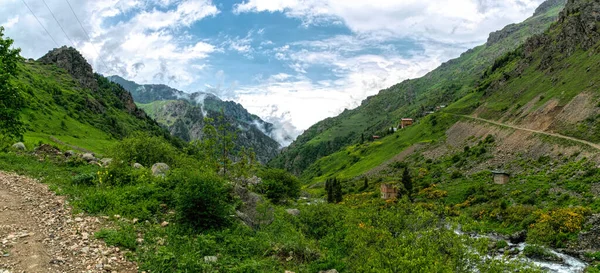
[450,171,463,179]
[71,172,96,186]
[111,134,179,167]
[173,170,232,231]
[256,168,301,203]
[95,224,137,250]
[496,240,509,249]
[523,245,561,262]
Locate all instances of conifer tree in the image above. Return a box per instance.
[334,178,343,203]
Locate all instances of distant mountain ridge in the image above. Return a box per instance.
[107,75,281,163]
[270,0,568,176]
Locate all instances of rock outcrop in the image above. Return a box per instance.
[11,142,25,151]
[38,46,98,91]
[151,163,170,177]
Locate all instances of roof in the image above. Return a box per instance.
[401,118,413,121]
[491,170,510,175]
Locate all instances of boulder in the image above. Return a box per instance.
[100,158,113,167]
[11,142,25,151]
[151,163,170,177]
[64,150,76,157]
[319,270,339,273]
[133,163,144,169]
[204,256,218,263]
[82,153,96,162]
[286,209,300,216]
[509,230,527,244]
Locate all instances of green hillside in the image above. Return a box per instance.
[271,0,567,176]
[11,47,175,154]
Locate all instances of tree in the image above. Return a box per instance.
[402,167,413,201]
[333,178,343,203]
[360,177,369,191]
[256,168,300,203]
[326,177,343,203]
[0,26,24,148]
[326,178,334,203]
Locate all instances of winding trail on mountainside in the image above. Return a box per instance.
[458,115,600,151]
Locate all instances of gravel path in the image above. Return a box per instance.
[460,115,600,151]
[0,171,138,273]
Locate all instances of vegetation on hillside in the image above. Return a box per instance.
[270,0,567,176]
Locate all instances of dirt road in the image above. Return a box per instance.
[460,115,600,151]
[0,172,137,273]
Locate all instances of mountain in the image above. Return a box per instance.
[107,75,281,163]
[270,0,568,176]
[13,46,177,154]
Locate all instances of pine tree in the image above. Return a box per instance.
[402,167,413,201]
[334,178,343,203]
[325,178,334,203]
[361,177,369,191]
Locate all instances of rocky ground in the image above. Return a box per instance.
[0,171,137,273]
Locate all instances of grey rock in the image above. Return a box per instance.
[100,158,113,167]
[319,270,339,273]
[11,142,25,151]
[286,209,300,216]
[204,256,218,263]
[82,153,96,162]
[64,150,76,157]
[151,163,170,177]
[509,230,527,244]
[133,163,144,169]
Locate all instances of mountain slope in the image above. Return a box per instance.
[295,0,600,184]
[108,76,281,163]
[270,0,567,176]
[13,46,175,154]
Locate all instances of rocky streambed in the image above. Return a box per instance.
[454,228,588,273]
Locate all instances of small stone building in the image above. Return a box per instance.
[400,118,414,129]
[380,184,398,199]
[492,171,510,185]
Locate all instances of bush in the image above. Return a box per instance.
[72,172,96,186]
[256,168,301,203]
[111,134,179,167]
[173,170,232,231]
[450,171,463,179]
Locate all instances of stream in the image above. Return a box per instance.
[453,228,588,273]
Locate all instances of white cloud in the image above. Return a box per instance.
[234,0,545,43]
[1,0,219,87]
[2,16,19,28]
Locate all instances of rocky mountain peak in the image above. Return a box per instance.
[534,0,567,17]
[38,46,98,91]
[486,0,566,46]
[556,0,600,51]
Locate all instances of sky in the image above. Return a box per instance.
[1,0,546,146]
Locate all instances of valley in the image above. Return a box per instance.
[1,0,600,272]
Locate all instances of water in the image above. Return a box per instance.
[453,227,588,273]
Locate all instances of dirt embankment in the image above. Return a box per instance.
[0,172,137,273]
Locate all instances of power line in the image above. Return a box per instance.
[41,0,77,48]
[20,0,60,47]
[63,0,114,73]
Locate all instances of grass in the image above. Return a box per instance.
[302,113,458,182]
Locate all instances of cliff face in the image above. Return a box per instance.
[38,46,98,91]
